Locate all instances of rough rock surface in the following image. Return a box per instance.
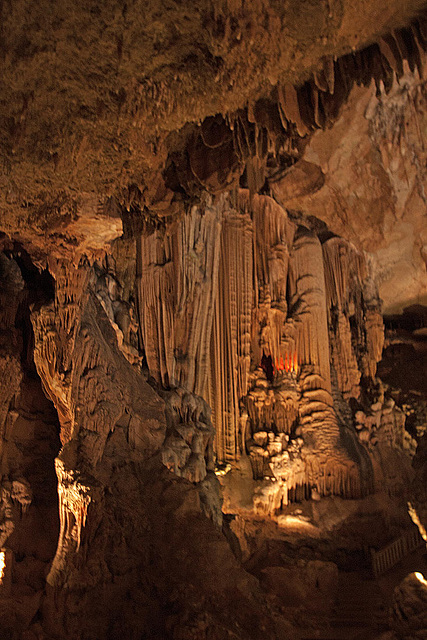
[281,71,427,313]
[391,571,427,639]
[1,0,425,227]
[0,2,427,639]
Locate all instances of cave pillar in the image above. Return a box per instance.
[209,207,253,464]
[288,228,331,391]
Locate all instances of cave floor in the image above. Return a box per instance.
[298,547,427,640]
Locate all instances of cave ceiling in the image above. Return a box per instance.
[1,0,427,266]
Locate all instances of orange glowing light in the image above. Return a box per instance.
[270,351,298,376]
[293,353,298,373]
[0,551,5,584]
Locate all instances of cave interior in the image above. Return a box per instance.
[0,1,427,639]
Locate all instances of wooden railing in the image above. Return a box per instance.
[370,527,425,577]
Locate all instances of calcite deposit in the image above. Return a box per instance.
[0,1,427,639]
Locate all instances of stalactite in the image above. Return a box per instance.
[209,203,253,463]
[137,197,223,395]
[322,237,365,315]
[322,237,366,398]
[288,228,331,389]
[330,312,361,398]
[364,308,385,379]
[277,83,310,137]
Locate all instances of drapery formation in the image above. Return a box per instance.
[209,206,253,463]
[137,198,223,396]
[137,190,383,500]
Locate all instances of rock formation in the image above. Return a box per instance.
[0,2,426,639]
[136,188,390,511]
[391,571,427,638]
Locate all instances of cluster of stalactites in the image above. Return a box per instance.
[136,191,381,499]
[305,455,363,500]
[322,238,366,320]
[209,204,253,463]
[322,237,383,396]
[239,191,295,311]
[322,238,365,397]
[209,193,332,464]
[137,197,223,395]
[243,192,296,374]
[287,229,332,391]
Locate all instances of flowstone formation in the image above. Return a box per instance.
[0,3,427,639]
[0,246,293,640]
[138,187,418,519]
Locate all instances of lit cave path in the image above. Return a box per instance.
[299,548,427,639]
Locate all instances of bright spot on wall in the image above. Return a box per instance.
[0,550,6,584]
[414,572,427,586]
[215,462,231,477]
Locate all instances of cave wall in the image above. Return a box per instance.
[0,4,426,639]
[1,246,297,640]
[280,72,427,314]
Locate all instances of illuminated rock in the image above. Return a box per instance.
[391,572,427,638]
[0,4,426,639]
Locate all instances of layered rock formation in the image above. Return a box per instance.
[1,247,296,639]
[0,2,426,639]
[137,187,395,509]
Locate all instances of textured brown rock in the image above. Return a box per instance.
[260,560,339,609]
[0,2,427,639]
[1,3,427,259]
[391,571,427,639]
[288,70,427,313]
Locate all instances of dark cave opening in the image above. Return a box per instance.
[0,246,61,586]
